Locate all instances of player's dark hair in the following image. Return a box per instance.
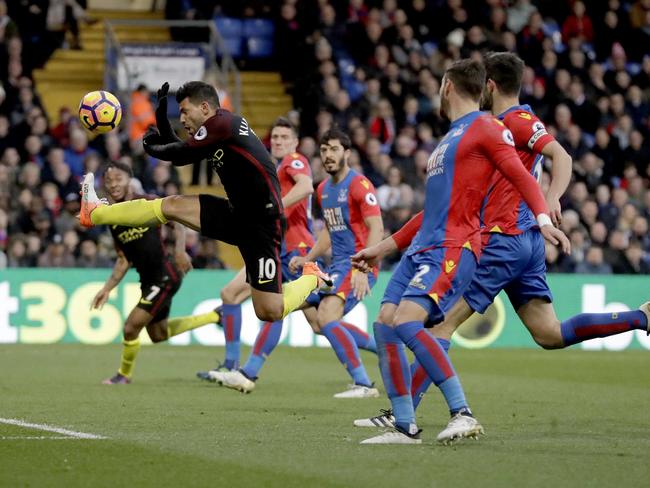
[319,127,351,150]
[484,52,525,96]
[105,160,133,177]
[175,81,220,109]
[445,59,486,101]
[271,116,298,136]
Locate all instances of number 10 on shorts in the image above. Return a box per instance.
[258,258,277,282]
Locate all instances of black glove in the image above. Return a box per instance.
[143,125,163,150]
[157,82,170,102]
[155,81,181,143]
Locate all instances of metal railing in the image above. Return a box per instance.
[103,19,241,114]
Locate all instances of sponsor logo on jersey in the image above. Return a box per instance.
[323,207,347,232]
[502,129,515,146]
[209,148,225,170]
[117,226,150,244]
[360,179,370,189]
[426,143,448,177]
[518,112,532,120]
[290,159,304,169]
[194,126,207,140]
[365,193,378,206]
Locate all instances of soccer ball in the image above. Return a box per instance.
[78,90,122,134]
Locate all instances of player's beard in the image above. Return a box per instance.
[480,87,493,111]
[323,158,344,175]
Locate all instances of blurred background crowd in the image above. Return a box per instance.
[1,0,649,274]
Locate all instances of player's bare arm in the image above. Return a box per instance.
[352,211,422,272]
[282,173,313,208]
[92,248,129,310]
[350,215,383,300]
[540,141,572,226]
[289,227,331,273]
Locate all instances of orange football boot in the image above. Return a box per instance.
[302,261,333,288]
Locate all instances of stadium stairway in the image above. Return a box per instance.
[34,9,169,126]
[238,71,292,137]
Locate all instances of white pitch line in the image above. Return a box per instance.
[0,418,107,440]
[0,436,77,440]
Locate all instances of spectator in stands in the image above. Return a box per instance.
[63,128,94,178]
[76,238,111,268]
[129,84,156,145]
[575,246,613,274]
[36,233,73,267]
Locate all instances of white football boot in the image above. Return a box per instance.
[353,409,395,428]
[436,412,485,445]
[360,424,422,444]
[209,370,255,394]
[333,384,379,398]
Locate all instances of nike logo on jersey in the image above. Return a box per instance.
[258,279,273,284]
[140,299,152,305]
[445,260,456,274]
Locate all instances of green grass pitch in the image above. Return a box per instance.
[1,344,648,487]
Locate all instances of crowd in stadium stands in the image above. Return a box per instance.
[1,0,649,275]
[0,0,224,269]
[273,0,650,274]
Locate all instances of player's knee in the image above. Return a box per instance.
[316,307,338,329]
[253,301,283,322]
[148,328,168,343]
[377,304,396,326]
[531,320,563,349]
[161,195,183,219]
[123,322,140,341]
[220,286,238,305]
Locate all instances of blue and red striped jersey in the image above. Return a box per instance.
[405,111,548,257]
[317,169,381,262]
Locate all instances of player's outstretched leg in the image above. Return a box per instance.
[80,173,168,228]
[279,262,332,320]
[103,308,219,385]
[516,299,650,349]
[166,308,220,339]
[360,322,421,444]
[559,303,649,346]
